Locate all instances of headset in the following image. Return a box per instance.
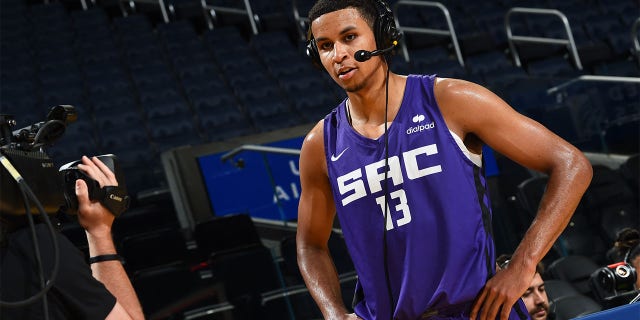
[305,0,402,67]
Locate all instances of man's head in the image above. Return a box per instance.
[496,254,550,320]
[522,272,550,320]
[609,227,640,262]
[306,0,400,88]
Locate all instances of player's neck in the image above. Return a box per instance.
[346,73,404,124]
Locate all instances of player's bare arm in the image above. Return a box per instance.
[297,121,354,319]
[434,78,593,320]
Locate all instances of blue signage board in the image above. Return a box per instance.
[197,136,499,222]
[197,136,304,221]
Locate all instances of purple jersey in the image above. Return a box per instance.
[323,75,529,319]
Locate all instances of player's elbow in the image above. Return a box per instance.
[296,236,328,262]
[564,149,593,190]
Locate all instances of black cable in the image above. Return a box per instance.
[382,64,395,320]
[0,161,60,320]
[22,185,50,318]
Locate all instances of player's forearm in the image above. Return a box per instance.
[513,150,592,269]
[87,231,145,320]
[298,246,350,318]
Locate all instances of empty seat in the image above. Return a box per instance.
[582,165,640,243]
[132,261,223,318]
[515,175,549,220]
[526,56,582,78]
[547,255,601,296]
[618,154,639,195]
[119,227,191,274]
[278,230,356,318]
[502,77,556,116]
[193,213,262,259]
[146,115,203,153]
[207,244,290,319]
[554,204,608,264]
[465,50,515,78]
[544,279,581,304]
[202,26,250,58]
[593,59,640,77]
[416,59,467,79]
[551,294,602,320]
[111,200,181,241]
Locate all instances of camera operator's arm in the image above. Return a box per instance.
[76,156,145,320]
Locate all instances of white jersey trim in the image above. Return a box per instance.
[449,130,483,167]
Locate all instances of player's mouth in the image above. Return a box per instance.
[337,67,355,80]
[532,308,547,319]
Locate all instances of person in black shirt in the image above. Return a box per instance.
[1,156,144,319]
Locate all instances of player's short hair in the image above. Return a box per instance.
[308,0,379,30]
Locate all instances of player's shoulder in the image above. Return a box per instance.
[434,77,486,95]
[300,119,328,175]
[301,119,325,151]
[434,77,501,108]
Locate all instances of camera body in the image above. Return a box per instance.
[59,154,128,216]
[0,106,76,216]
[590,261,639,308]
[0,146,64,215]
[0,106,128,218]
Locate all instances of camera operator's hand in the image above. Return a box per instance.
[75,155,145,320]
[75,155,118,235]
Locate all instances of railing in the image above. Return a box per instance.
[547,75,640,154]
[182,301,235,320]
[291,0,310,41]
[120,0,171,23]
[220,144,301,162]
[546,75,640,95]
[201,0,259,34]
[392,0,464,67]
[90,0,261,30]
[633,17,640,65]
[505,7,582,70]
[182,271,358,319]
[261,271,358,304]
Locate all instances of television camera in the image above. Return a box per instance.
[590,261,640,308]
[0,105,129,219]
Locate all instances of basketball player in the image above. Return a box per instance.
[296,1,593,319]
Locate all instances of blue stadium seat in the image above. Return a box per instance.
[552,294,602,320]
[131,261,223,318]
[593,59,640,77]
[526,56,583,78]
[98,117,150,152]
[119,227,192,275]
[547,255,602,296]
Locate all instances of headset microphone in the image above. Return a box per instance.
[354,40,398,62]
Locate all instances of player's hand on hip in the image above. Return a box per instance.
[470,265,533,320]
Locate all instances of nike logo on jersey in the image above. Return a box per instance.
[331,147,349,161]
